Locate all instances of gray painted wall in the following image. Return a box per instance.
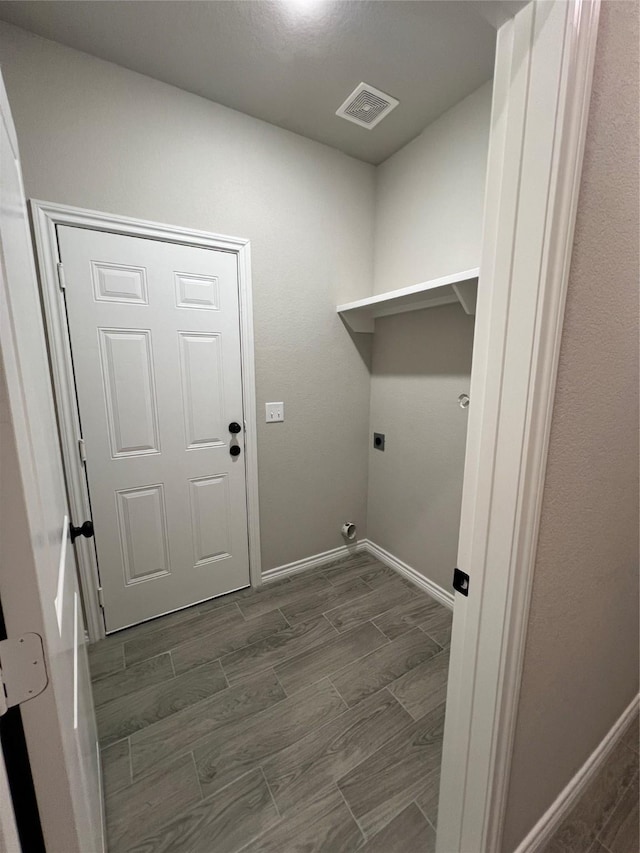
[367,304,475,590]
[502,2,640,847]
[373,81,492,294]
[367,82,491,590]
[0,21,375,572]
[0,21,491,593]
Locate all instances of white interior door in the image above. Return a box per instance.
[0,77,103,852]
[58,227,250,632]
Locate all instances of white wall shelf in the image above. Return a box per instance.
[337,268,479,332]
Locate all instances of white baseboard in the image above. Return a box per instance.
[360,539,454,610]
[261,541,368,584]
[514,693,640,853]
[262,538,455,611]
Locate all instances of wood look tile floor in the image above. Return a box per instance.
[543,712,639,853]
[89,554,451,853]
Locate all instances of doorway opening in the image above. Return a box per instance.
[36,50,487,843]
[0,3,597,849]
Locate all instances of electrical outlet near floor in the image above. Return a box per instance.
[265,402,284,423]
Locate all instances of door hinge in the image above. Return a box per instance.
[453,567,470,596]
[97,587,105,609]
[56,262,66,291]
[78,437,87,464]
[0,634,48,717]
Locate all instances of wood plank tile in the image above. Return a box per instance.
[374,596,446,641]
[596,771,639,853]
[196,590,251,614]
[172,609,288,676]
[389,649,450,721]
[92,652,174,707]
[415,767,441,826]
[237,575,292,596]
[125,767,279,853]
[362,802,436,853]
[239,785,364,853]
[100,739,131,798]
[130,670,286,777]
[545,739,638,853]
[237,572,332,620]
[88,641,124,682]
[325,580,414,633]
[97,659,228,746]
[365,774,441,840]
[280,576,372,625]
[358,563,399,589]
[194,678,346,798]
[274,621,389,695]
[338,701,445,837]
[321,553,380,582]
[622,712,639,754]
[585,842,610,853]
[124,603,244,666]
[106,753,201,852]
[420,607,453,649]
[105,603,208,648]
[220,615,337,685]
[97,572,451,853]
[331,628,441,707]
[262,688,413,816]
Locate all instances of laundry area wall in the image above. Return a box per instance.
[367,83,491,591]
[0,21,376,573]
[0,20,491,595]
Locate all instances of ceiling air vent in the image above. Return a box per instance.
[336,82,399,130]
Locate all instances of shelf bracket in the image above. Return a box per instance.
[339,313,375,334]
[452,280,478,315]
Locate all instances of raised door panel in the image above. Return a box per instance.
[174,271,219,310]
[115,485,170,584]
[99,329,160,458]
[92,261,148,305]
[178,332,224,450]
[189,474,232,567]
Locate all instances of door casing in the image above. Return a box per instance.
[437,1,601,851]
[32,202,262,641]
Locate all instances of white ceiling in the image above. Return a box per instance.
[0,1,497,164]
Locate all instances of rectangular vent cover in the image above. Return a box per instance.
[336,82,399,130]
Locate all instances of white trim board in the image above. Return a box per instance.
[30,200,262,641]
[261,538,454,612]
[337,268,479,333]
[437,2,601,851]
[362,540,454,610]
[514,694,640,853]
[261,541,368,584]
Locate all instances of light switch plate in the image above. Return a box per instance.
[265,402,284,423]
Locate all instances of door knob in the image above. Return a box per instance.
[228,422,242,434]
[230,445,241,457]
[70,520,94,543]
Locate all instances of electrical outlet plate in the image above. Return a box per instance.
[265,402,284,423]
[373,432,385,451]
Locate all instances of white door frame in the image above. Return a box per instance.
[31,201,262,641]
[438,1,600,851]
